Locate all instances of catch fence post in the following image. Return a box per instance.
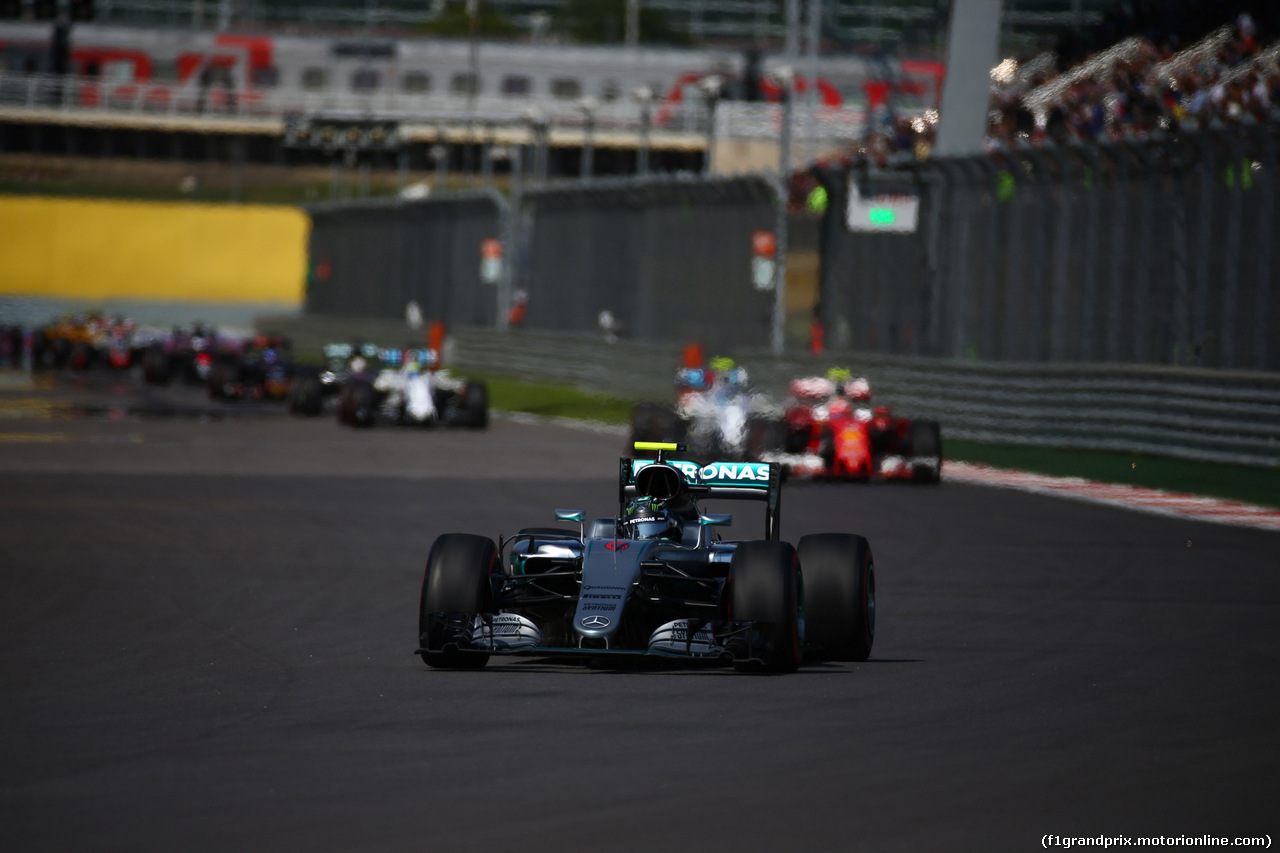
[1157,133,1197,366]
[1215,123,1245,369]
[1071,143,1102,364]
[992,145,1023,360]
[939,159,974,360]
[1045,142,1076,363]
[1018,143,1052,361]
[1250,119,1276,371]
[970,156,1002,359]
[498,144,523,331]
[922,161,955,358]
[1122,135,1156,365]
[1188,131,1218,366]
[1097,141,1129,364]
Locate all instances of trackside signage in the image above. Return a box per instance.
[632,460,771,488]
[846,176,919,234]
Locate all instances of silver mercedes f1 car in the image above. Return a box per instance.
[416,442,876,673]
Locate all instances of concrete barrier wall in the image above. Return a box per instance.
[0,196,309,308]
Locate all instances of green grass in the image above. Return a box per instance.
[477,374,635,425]
[473,374,1280,509]
[945,440,1280,509]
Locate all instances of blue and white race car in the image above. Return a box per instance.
[289,343,488,429]
[631,359,783,462]
[416,442,876,672]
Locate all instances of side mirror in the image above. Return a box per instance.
[699,513,732,527]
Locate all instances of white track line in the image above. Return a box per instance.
[945,461,1280,531]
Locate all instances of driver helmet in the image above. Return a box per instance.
[708,356,740,388]
[623,498,683,541]
[844,377,872,403]
[676,367,708,392]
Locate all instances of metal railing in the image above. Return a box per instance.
[446,327,1280,469]
[0,69,881,144]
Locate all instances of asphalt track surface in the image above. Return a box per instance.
[1,371,1277,852]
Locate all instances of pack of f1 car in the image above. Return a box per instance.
[631,360,941,483]
[416,442,875,672]
[289,343,488,429]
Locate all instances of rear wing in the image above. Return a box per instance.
[620,443,782,540]
[321,343,437,367]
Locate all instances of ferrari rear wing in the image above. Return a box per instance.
[620,443,783,540]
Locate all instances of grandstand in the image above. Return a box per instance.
[0,0,1276,187]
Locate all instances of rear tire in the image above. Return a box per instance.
[745,415,786,461]
[142,346,171,385]
[630,402,686,446]
[729,541,803,673]
[798,533,874,662]
[339,379,376,427]
[48,336,70,369]
[419,533,497,669]
[462,381,488,428]
[336,383,354,425]
[208,359,239,400]
[908,420,943,484]
[69,343,93,371]
[289,373,324,416]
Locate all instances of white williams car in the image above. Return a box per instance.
[339,347,488,429]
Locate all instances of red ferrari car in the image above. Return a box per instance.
[762,371,942,483]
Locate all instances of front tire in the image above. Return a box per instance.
[729,541,803,673]
[419,533,497,669]
[798,533,874,662]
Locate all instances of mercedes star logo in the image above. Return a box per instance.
[581,615,611,629]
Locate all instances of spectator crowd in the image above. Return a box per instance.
[986,12,1279,150]
[843,5,1280,166]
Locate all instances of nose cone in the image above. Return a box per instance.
[578,613,614,634]
[574,539,653,645]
